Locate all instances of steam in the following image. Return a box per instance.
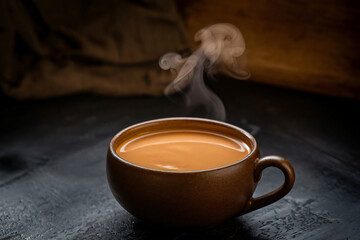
[159,23,250,121]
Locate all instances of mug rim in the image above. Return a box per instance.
[109,117,258,174]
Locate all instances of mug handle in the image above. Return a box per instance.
[242,155,295,214]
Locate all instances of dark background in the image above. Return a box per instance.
[1,1,360,239]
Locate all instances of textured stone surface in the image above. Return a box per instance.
[0,79,359,239]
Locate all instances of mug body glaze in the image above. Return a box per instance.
[107,118,295,227]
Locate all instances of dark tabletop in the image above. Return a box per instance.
[0,79,359,240]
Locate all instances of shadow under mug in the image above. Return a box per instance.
[107,117,295,227]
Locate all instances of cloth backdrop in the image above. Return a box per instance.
[0,0,189,99]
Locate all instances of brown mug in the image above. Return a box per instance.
[107,117,295,227]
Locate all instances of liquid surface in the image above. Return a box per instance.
[116,130,250,171]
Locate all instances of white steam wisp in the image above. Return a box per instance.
[159,23,250,121]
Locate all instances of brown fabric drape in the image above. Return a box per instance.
[0,0,189,99]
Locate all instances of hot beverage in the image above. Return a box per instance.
[116,130,250,171]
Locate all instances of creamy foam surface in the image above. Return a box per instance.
[116,130,250,171]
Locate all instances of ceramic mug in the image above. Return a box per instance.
[107,117,295,227]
